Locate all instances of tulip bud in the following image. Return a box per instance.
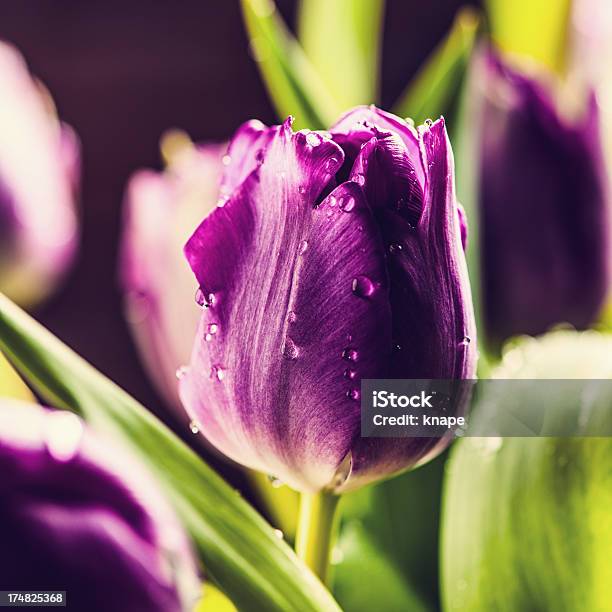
[120,134,224,411]
[0,42,79,306]
[179,106,476,493]
[472,49,610,344]
[0,399,200,611]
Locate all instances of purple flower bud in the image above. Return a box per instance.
[0,42,79,306]
[120,138,224,411]
[180,106,476,493]
[474,49,610,344]
[0,399,200,611]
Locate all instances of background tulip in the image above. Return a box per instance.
[472,49,610,346]
[0,42,79,307]
[179,106,476,494]
[0,399,200,611]
[120,133,223,412]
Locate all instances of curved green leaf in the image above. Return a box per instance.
[240,0,340,130]
[441,330,612,611]
[392,8,480,129]
[0,293,340,612]
[298,0,385,108]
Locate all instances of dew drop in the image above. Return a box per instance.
[255,148,265,164]
[299,240,309,255]
[175,366,189,380]
[353,173,365,186]
[283,336,300,360]
[325,157,338,172]
[205,323,219,342]
[274,529,284,540]
[326,208,333,219]
[342,348,359,362]
[459,335,471,347]
[388,243,403,255]
[306,132,321,147]
[346,388,360,401]
[340,196,355,212]
[405,117,415,127]
[210,365,225,381]
[206,293,216,308]
[287,311,297,323]
[217,195,230,207]
[352,275,375,298]
[346,333,353,342]
[195,288,206,307]
[267,474,284,488]
[222,154,231,166]
[298,185,306,194]
[45,412,84,463]
[425,118,433,127]
[343,368,357,380]
[329,195,337,207]
[189,421,200,434]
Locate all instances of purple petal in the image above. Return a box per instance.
[0,400,199,611]
[120,142,224,412]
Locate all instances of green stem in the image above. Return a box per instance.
[295,490,341,586]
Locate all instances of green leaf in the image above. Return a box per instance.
[333,520,428,612]
[240,0,341,130]
[0,293,340,612]
[335,453,448,611]
[298,0,385,108]
[392,7,480,129]
[441,330,612,611]
[485,0,572,74]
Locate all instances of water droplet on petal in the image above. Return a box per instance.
[340,196,355,212]
[45,412,84,462]
[195,288,206,307]
[306,132,321,147]
[298,185,306,194]
[425,118,433,127]
[405,117,415,127]
[205,323,219,342]
[222,154,231,166]
[210,365,225,381]
[217,195,229,207]
[274,529,284,540]
[329,195,337,207]
[343,367,357,379]
[176,366,189,380]
[459,335,471,347]
[267,474,284,488]
[353,173,365,186]
[255,148,265,164]
[206,293,216,308]
[189,421,200,434]
[352,275,375,298]
[388,243,403,255]
[299,240,309,255]
[287,311,297,323]
[342,348,359,362]
[346,333,353,342]
[283,337,300,360]
[325,157,338,172]
[346,388,360,401]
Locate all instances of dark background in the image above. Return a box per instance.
[0,0,476,453]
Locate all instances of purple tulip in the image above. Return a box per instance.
[0,399,200,611]
[120,137,224,411]
[474,49,610,344]
[179,106,476,493]
[0,42,79,306]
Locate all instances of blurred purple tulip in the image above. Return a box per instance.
[0,42,79,306]
[120,134,224,411]
[179,106,476,493]
[474,49,610,344]
[0,399,200,611]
